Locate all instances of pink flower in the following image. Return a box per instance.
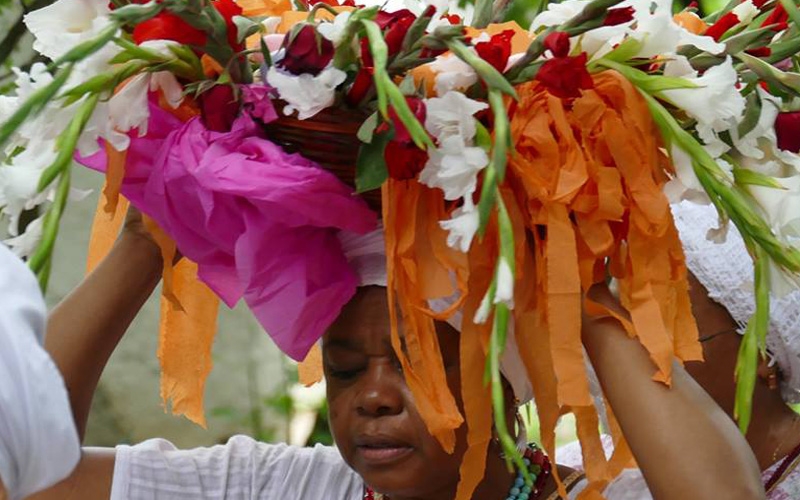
[279,24,334,76]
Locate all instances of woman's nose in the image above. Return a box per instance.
[356,362,403,417]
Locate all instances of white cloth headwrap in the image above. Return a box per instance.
[671,200,800,404]
[0,244,80,499]
[338,228,535,404]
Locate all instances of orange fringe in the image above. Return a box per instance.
[382,71,700,499]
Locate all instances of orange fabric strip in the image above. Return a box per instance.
[103,144,127,215]
[158,259,220,427]
[86,191,129,274]
[298,343,324,386]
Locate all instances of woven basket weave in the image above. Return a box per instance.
[262,103,382,212]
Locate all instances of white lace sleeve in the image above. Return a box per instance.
[110,435,363,500]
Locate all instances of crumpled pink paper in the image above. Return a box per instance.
[79,94,377,360]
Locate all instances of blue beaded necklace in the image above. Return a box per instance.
[363,443,552,500]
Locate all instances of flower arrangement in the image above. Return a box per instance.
[1,0,800,495]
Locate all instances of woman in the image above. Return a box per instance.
[559,201,800,498]
[18,206,764,500]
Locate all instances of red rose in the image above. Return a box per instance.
[475,29,514,73]
[536,52,593,99]
[543,32,570,58]
[375,9,417,57]
[384,140,428,180]
[279,24,334,76]
[346,68,374,106]
[603,7,634,26]
[379,97,428,180]
[776,112,800,153]
[214,0,245,51]
[133,11,207,46]
[132,0,244,50]
[199,84,240,132]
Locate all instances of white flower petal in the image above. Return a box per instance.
[494,258,514,309]
[440,200,479,252]
[424,91,487,143]
[4,216,44,258]
[429,55,478,96]
[267,66,347,120]
[24,0,114,60]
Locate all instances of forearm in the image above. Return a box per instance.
[45,233,162,441]
[584,316,764,499]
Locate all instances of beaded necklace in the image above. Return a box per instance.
[363,443,552,500]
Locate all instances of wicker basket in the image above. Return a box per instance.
[261,103,382,212]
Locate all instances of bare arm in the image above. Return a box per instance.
[45,214,162,440]
[584,285,764,500]
[29,212,163,500]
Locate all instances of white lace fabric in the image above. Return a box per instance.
[671,201,800,404]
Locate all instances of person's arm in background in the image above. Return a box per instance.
[583,284,764,500]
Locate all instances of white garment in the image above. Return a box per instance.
[111,435,634,499]
[0,243,80,500]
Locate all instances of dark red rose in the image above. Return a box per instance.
[374,9,417,57]
[279,24,334,76]
[384,140,428,180]
[776,112,800,153]
[475,29,514,73]
[346,68,374,106]
[133,11,207,46]
[543,32,570,58]
[603,7,634,26]
[214,0,245,51]
[536,52,593,99]
[199,84,240,132]
[705,11,739,41]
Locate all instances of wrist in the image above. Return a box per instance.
[114,232,163,276]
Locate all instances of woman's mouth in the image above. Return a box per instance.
[355,436,414,465]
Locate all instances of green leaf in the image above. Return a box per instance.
[596,58,699,93]
[737,91,762,139]
[723,26,776,55]
[233,15,262,44]
[733,168,787,189]
[600,37,644,64]
[109,0,162,24]
[355,130,390,192]
[357,112,379,144]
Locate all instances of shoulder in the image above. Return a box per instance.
[113,436,362,499]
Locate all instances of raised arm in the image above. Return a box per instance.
[583,284,764,500]
[25,210,163,500]
[45,210,163,440]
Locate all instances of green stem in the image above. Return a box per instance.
[28,164,71,278]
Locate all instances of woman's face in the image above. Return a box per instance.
[323,286,467,498]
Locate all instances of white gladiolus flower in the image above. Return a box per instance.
[419,136,489,201]
[318,12,351,46]
[429,54,478,96]
[732,0,759,24]
[660,57,745,154]
[424,91,488,143]
[440,198,479,252]
[473,290,492,324]
[627,0,724,58]
[267,65,347,120]
[4,216,44,258]
[24,0,114,61]
[749,175,800,236]
[530,0,587,31]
